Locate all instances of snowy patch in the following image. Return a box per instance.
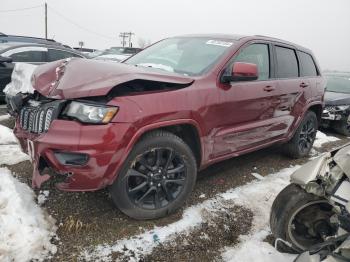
[0,114,10,122]
[251,172,264,180]
[37,190,50,205]
[222,233,295,262]
[220,166,300,262]
[0,145,29,165]
[3,63,37,96]
[313,131,339,148]
[0,125,17,145]
[81,166,300,261]
[0,168,57,261]
[0,125,29,165]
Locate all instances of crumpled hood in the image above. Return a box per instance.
[325,91,350,106]
[32,58,194,99]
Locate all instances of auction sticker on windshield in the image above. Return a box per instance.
[206,40,233,47]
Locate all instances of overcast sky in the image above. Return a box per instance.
[1,0,350,71]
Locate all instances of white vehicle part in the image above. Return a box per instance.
[291,153,331,186]
[333,144,350,178]
[330,181,350,206]
[3,63,37,96]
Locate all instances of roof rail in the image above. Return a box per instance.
[4,34,57,42]
[0,32,7,36]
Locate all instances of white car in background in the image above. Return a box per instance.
[91,47,142,62]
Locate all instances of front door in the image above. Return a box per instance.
[213,43,282,157]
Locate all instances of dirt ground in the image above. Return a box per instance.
[1,105,349,261]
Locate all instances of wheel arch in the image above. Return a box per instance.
[307,103,323,125]
[126,119,203,168]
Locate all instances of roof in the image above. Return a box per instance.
[175,33,247,40]
[0,33,62,46]
[173,33,312,53]
[0,42,86,57]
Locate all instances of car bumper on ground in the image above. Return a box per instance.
[322,109,343,121]
[14,119,132,191]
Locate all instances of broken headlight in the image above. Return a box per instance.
[63,101,118,124]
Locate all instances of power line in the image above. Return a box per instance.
[0,5,43,13]
[47,6,115,40]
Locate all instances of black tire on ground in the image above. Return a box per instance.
[270,184,327,253]
[109,130,197,220]
[332,114,350,136]
[284,111,318,158]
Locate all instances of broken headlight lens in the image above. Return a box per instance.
[64,101,118,124]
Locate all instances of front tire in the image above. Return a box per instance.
[110,130,197,220]
[284,111,318,158]
[270,184,336,253]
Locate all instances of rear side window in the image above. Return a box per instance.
[298,51,318,77]
[234,43,270,80]
[275,46,298,78]
[10,50,46,63]
[48,49,81,62]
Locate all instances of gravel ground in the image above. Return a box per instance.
[1,109,349,261]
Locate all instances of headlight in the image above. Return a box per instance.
[64,101,118,124]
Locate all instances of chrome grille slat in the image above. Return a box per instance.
[19,105,56,134]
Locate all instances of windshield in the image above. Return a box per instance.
[326,73,350,94]
[125,37,235,76]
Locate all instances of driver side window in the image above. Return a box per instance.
[233,43,270,81]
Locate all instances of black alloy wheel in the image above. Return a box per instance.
[110,130,197,220]
[298,118,317,155]
[126,148,186,210]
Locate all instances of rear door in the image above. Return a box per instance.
[297,50,322,99]
[273,45,304,136]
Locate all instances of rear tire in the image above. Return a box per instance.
[270,184,335,253]
[332,114,350,136]
[284,111,318,158]
[109,130,197,220]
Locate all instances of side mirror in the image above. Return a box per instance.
[0,56,13,63]
[222,62,258,83]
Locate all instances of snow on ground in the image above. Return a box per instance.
[0,167,57,262]
[3,63,36,96]
[37,190,50,206]
[0,114,10,122]
[220,167,300,262]
[81,166,300,261]
[314,131,339,148]
[0,125,29,165]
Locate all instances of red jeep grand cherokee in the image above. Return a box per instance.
[8,34,325,219]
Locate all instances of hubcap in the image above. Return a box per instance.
[299,119,316,154]
[126,148,186,210]
[287,201,337,250]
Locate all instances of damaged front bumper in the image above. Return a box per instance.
[14,118,132,191]
[322,105,350,121]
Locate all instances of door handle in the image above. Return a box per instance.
[300,82,309,88]
[263,85,275,92]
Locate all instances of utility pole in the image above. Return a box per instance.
[127,31,134,47]
[119,32,128,47]
[45,3,48,39]
[119,32,134,47]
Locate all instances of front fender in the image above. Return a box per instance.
[291,153,331,185]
